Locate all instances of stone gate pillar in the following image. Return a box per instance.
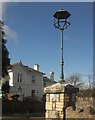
[44,82,79,119]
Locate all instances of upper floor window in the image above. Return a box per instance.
[18,74,22,82]
[44,83,46,87]
[32,76,35,83]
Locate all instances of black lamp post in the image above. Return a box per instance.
[53,9,71,82]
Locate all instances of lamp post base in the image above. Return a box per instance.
[59,79,65,83]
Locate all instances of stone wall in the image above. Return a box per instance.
[45,83,95,119]
[66,96,95,119]
[45,94,95,119]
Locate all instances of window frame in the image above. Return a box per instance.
[32,75,36,84]
[17,73,22,82]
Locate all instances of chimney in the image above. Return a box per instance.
[34,64,39,71]
[50,71,54,81]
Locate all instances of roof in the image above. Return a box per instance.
[24,66,45,75]
[43,76,52,82]
[43,76,57,83]
[7,62,19,69]
[8,61,45,75]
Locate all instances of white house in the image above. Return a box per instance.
[7,61,45,101]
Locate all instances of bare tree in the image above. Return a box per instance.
[65,73,84,89]
[83,71,94,90]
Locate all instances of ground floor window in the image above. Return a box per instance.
[31,90,35,97]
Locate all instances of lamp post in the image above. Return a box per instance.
[45,10,79,120]
[53,9,71,82]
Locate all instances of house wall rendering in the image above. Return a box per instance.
[8,61,44,101]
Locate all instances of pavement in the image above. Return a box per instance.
[1,116,47,120]
[1,113,45,120]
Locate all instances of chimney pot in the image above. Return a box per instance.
[34,64,39,71]
[50,71,54,81]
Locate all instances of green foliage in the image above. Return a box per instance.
[2,98,45,114]
[2,81,10,94]
[2,100,24,114]
[1,20,10,94]
[11,94,20,101]
[1,20,10,77]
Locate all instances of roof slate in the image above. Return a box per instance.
[8,61,45,75]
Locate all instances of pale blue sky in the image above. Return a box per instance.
[1,0,94,2]
[3,2,93,82]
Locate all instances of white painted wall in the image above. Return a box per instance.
[8,63,43,101]
[8,70,13,86]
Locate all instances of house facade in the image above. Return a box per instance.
[8,61,45,101]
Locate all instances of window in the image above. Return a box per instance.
[44,83,46,87]
[20,74,22,82]
[18,74,22,82]
[31,90,35,97]
[18,86,22,91]
[18,74,19,82]
[32,76,35,83]
[32,79,35,83]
